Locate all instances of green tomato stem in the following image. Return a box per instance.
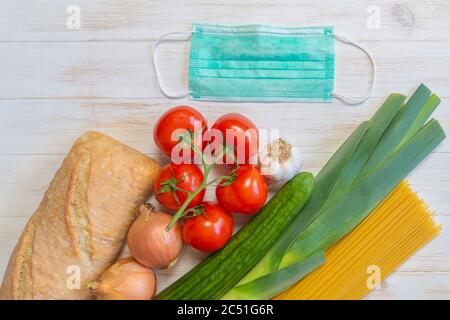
[165,177,209,230]
[166,143,230,230]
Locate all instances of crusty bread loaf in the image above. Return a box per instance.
[0,131,161,300]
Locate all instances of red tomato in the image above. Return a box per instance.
[210,113,258,164]
[216,165,268,215]
[153,105,207,161]
[153,163,205,211]
[182,202,234,252]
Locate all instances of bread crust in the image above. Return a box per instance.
[0,131,161,300]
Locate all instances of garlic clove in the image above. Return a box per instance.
[259,138,303,190]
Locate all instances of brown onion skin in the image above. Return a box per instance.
[90,257,156,300]
[127,204,183,269]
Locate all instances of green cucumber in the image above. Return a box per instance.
[156,172,314,300]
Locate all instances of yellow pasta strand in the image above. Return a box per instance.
[275,181,441,300]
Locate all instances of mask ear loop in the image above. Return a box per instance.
[333,34,375,105]
[152,31,193,99]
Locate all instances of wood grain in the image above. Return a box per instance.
[0,0,449,42]
[0,0,449,299]
[1,40,450,99]
[366,272,450,300]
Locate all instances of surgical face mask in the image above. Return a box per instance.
[153,23,375,105]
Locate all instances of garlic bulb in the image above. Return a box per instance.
[259,138,303,190]
[90,257,156,300]
[127,203,183,269]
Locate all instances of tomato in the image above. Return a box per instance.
[153,105,207,161]
[216,165,268,215]
[153,163,205,211]
[182,202,234,252]
[210,113,258,164]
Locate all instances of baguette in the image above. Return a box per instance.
[0,131,161,300]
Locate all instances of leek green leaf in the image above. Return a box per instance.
[243,94,406,282]
[240,121,369,284]
[222,252,325,300]
[358,84,431,179]
[400,93,441,146]
[320,93,406,209]
[281,119,445,267]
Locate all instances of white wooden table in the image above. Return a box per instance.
[1,0,449,299]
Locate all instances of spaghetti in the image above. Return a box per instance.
[275,181,441,300]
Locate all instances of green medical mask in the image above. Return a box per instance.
[153,23,374,105]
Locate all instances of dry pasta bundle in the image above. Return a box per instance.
[275,181,441,300]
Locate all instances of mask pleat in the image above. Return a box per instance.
[189,24,335,102]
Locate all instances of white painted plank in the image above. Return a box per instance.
[1,214,448,295]
[1,40,450,99]
[0,0,449,300]
[1,99,450,155]
[365,272,450,300]
[0,151,448,217]
[0,99,449,217]
[0,0,448,42]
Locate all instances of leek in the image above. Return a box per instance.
[360,84,431,177]
[401,93,440,146]
[240,94,406,284]
[239,121,370,283]
[222,252,324,300]
[281,119,445,267]
[227,84,445,299]
[319,93,406,207]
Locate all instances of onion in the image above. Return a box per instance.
[127,203,183,269]
[89,257,156,300]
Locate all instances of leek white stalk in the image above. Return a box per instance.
[259,138,302,189]
[225,85,445,300]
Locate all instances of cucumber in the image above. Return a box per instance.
[156,172,314,300]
